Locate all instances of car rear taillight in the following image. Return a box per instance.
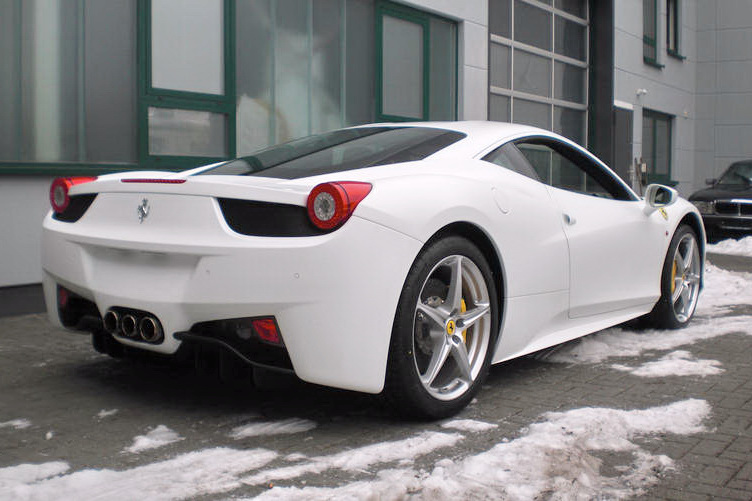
[50,177,97,213]
[251,317,283,345]
[306,182,372,230]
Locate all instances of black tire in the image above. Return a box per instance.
[383,236,499,419]
[644,224,702,329]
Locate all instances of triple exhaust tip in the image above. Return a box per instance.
[103,309,163,343]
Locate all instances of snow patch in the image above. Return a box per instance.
[697,264,752,314]
[3,448,276,501]
[708,235,752,257]
[124,425,183,454]
[96,409,118,419]
[243,431,463,486]
[611,350,724,377]
[45,431,54,441]
[440,419,498,432]
[543,315,752,364]
[229,418,317,440]
[253,399,709,501]
[0,462,69,491]
[0,419,31,430]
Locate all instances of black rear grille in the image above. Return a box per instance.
[218,198,326,237]
[53,194,97,222]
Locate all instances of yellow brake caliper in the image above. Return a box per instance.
[671,260,677,294]
[461,298,468,343]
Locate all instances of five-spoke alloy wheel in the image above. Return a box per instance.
[646,224,702,329]
[384,236,498,419]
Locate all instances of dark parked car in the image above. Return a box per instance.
[689,160,752,242]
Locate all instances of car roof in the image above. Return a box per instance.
[354,120,560,157]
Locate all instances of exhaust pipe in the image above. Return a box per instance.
[139,316,163,343]
[103,310,120,335]
[121,314,138,338]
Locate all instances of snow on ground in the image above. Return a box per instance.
[708,235,752,257]
[611,350,724,378]
[697,264,752,314]
[96,409,118,419]
[440,419,498,432]
[541,314,751,365]
[0,419,31,430]
[0,448,277,501]
[251,399,710,501]
[230,418,317,440]
[45,431,54,440]
[242,431,463,487]
[123,425,183,454]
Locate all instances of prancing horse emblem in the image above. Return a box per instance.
[137,198,150,223]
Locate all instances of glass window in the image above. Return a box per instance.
[555,16,586,61]
[151,0,224,95]
[275,0,310,142]
[666,0,680,54]
[0,0,137,165]
[489,94,511,122]
[514,1,552,51]
[482,143,539,180]
[490,43,511,89]
[642,109,672,181]
[554,107,585,145]
[345,0,376,126]
[489,0,511,38]
[377,3,457,122]
[236,0,273,155]
[148,108,227,157]
[311,0,343,135]
[514,99,551,129]
[382,15,424,119]
[429,17,457,121]
[514,50,552,97]
[554,61,585,104]
[555,0,587,19]
[199,127,465,179]
[643,0,658,62]
[517,141,617,198]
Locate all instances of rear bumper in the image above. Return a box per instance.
[42,207,422,393]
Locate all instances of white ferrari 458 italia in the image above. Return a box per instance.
[42,121,704,418]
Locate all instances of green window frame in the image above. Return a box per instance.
[642,109,673,185]
[375,1,457,122]
[643,0,662,68]
[137,0,236,171]
[666,0,684,60]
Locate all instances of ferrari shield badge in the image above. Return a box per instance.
[137,198,150,223]
[658,207,668,220]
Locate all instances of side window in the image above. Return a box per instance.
[515,139,635,201]
[481,143,540,181]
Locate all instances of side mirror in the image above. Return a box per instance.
[644,184,678,212]
[705,178,717,186]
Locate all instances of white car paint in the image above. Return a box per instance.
[41,121,704,394]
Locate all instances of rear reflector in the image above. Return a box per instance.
[121,179,186,184]
[251,317,282,345]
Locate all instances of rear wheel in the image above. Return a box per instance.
[384,236,498,419]
[645,225,701,329]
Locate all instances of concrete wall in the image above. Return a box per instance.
[613,0,698,196]
[0,177,52,287]
[404,0,488,121]
[695,0,752,183]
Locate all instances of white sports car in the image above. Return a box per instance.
[42,121,704,418]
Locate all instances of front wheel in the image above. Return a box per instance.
[645,224,702,329]
[383,236,499,419]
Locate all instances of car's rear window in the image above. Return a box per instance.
[195,127,465,179]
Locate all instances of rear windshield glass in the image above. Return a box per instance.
[195,127,465,179]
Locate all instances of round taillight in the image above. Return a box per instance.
[50,178,72,213]
[49,177,97,213]
[306,182,372,231]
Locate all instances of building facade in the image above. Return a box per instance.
[0,0,750,287]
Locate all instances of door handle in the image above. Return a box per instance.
[563,213,576,225]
